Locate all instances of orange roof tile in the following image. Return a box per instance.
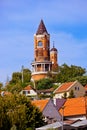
[55,82,74,93]
[32,99,49,111]
[59,97,86,117]
[24,85,33,91]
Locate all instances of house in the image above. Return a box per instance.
[36,121,62,130]
[59,97,87,120]
[32,99,61,124]
[70,119,87,129]
[53,80,85,99]
[37,88,54,96]
[20,85,37,98]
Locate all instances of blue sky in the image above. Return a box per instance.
[0,0,87,83]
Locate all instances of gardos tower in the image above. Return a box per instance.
[31,20,58,81]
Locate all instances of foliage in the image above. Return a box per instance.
[0,94,45,130]
[10,68,31,85]
[10,125,17,130]
[68,76,87,86]
[5,83,23,94]
[62,92,67,99]
[5,68,31,93]
[0,83,3,89]
[55,63,86,83]
[68,90,75,98]
[36,78,53,90]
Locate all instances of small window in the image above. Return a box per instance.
[75,87,77,90]
[38,41,42,46]
[23,91,26,94]
[28,91,30,94]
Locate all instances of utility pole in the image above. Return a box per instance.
[61,106,65,130]
[31,78,35,89]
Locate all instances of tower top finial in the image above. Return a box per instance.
[51,41,57,52]
[36,19,48,35]
[53,41,55,48]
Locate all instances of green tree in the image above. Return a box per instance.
[0,82,3,90]
[55,63,86,83]
[68,76,87,86]
[62,92,67,99]
[68,90,75,98]
[36,78,53,90]
[10,68,31,85]
[0,94,45,130]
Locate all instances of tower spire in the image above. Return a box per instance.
[53,41,55,48]
[36,19,48,35]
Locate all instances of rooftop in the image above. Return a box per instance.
[36,19,48,35]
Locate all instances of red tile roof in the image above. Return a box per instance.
[59,97,87,117]
[24,85,33,91]
[32,99,49,111]
[54,82,75,93]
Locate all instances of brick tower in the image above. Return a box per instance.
[50,44,58,71]
[31,20,58,81]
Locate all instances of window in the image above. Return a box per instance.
[23,91,26,94]
[38,41,42,46]
[75,87,77,90]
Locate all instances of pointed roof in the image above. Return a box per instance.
[24,85,33,91]
[36,19,48,35]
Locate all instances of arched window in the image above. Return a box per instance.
[38,41,42,46]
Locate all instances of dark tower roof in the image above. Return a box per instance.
[50,42,57,52]
[36,20,48,35]
[51,47,57,52]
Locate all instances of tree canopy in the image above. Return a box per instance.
[10,68,31,85]
[36,78,53,90]
[0,94,45,130]
[55,63,86,84]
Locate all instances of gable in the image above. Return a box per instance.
[54,82,74,93]
[43,99,61,121]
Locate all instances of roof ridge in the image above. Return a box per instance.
[53,83,64,93]
[66,81,76,91]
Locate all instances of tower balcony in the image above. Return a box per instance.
[31,60,52,73]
